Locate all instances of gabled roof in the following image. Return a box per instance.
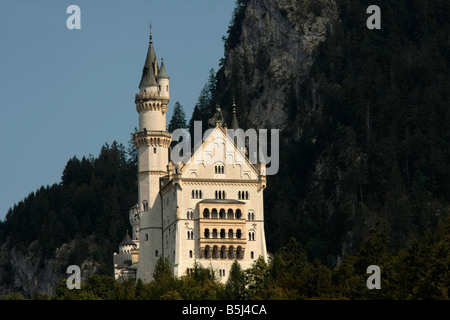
[179,124,260,178]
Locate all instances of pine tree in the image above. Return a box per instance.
[168,101,187,132]
[225,260,245,299]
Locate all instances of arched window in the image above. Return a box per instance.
[189,250,193,258]
[191,231,194,239]
[203,209,209,218]
[195,190,199,198]
[246,191,249,199]
[228,246,234,259]
[228,229,234,239]
[222,191,226,199]
[220,229,225,238]
[142,201,149,211]
[204,229,210,238]
[235,209,242,219]
[236,229,242,239]
[192,190,195,198]
[238,191,241,199]
[199,190,202,198]
[212,229,218,238]
[155,250,159,257]
[251,251,254,259]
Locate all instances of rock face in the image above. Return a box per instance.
[0,241,58,297]
[0,237,101,298]
[224,0,337,130]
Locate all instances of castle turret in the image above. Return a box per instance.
[134,26,171,282]
[157,58,170,105]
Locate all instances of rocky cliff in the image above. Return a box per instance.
[213,0,450,261]
[0,237,101,297]
[222,0,337,131]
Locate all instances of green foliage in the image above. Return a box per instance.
[15,217,450,300]
[0,141,137,276]
[188,68,217,137]
[225,260,245,299]
[168,101,187,132]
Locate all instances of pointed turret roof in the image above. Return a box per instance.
[120,231,136,246]
[138,25,158,89]
[157,58,170,80]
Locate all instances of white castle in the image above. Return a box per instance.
[113,27,268,283]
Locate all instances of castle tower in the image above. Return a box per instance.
[134,27,171,282]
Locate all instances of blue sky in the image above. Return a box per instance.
[0,0,236,220]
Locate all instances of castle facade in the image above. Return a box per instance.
[114,28,268,283]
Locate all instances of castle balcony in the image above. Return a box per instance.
[133,130,172,148]
[135,91,161,102]
[196,199,248,259]
[199,243,246,260]
[199,236,246,246]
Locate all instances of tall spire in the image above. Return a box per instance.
[139,24,158,90]
[149,22,153,43]
[231,99,239,130]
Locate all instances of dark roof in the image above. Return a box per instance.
[198,199,245,205]
[138,38,158,89]
[231,105,239,130]
[157,58,169,79]
[120,232,136,246]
